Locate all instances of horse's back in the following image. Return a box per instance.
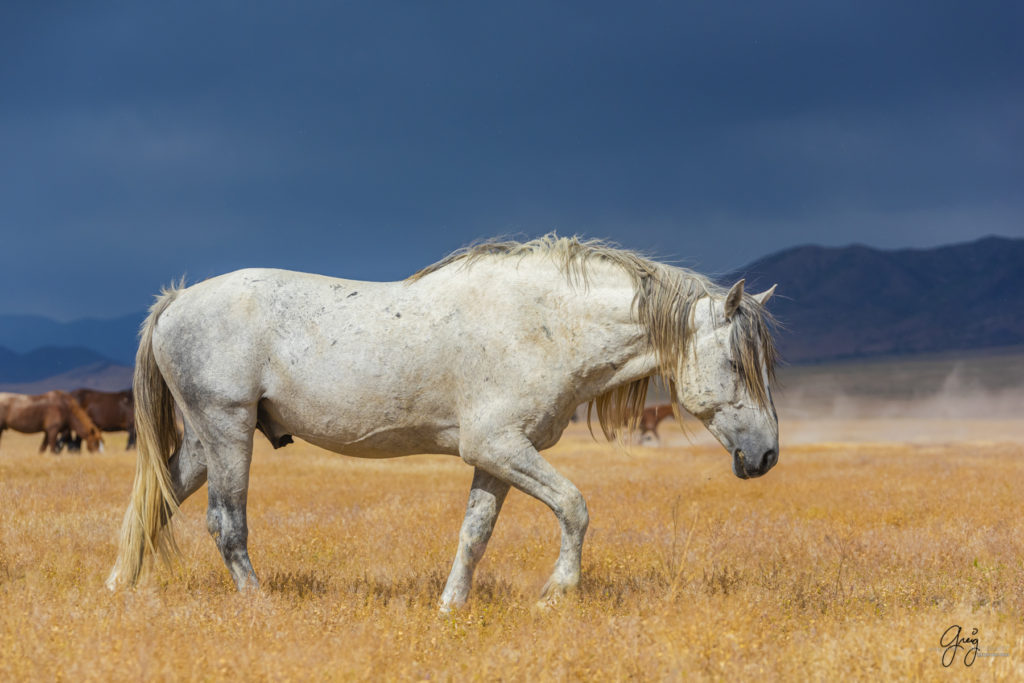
[69,388,132,429]
[153,268,437,389]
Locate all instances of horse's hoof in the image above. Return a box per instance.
[437,596,467,615]
[235,575,261,593]
[532,594,564,612]
[533,587,568,611]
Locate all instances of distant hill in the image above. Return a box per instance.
[0,346,132,393]
[0,346,116,382]
[0,312,144,366]
[0,361,133,394]
[727,236,1024,363]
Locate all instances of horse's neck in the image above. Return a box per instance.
[524,264,658,400]
[423,260,659,402]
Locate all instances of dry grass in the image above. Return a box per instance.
[1,419,1022,681]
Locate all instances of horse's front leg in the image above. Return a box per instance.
[461,431,590,606]
[41,427,60,454]
[439,468,510,612]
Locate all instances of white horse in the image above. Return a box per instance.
[108,235,779,610]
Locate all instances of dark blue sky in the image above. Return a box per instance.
[2,2,1021,319]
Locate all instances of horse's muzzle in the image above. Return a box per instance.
[732,447,778,479]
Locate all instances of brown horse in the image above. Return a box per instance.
[65,388,136,450]
[638,404,675,443]
[0,391,104,454]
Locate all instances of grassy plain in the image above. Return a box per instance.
[1,355,1023,680]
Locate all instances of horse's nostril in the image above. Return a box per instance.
[764,449,777,467]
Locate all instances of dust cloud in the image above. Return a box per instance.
[651,352,1024,446]
[779,362,1024,420]
[774,356,1024,444]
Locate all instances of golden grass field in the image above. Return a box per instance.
[2,403,1022,681]
[3,348,1024,680]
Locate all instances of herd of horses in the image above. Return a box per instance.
[0,388,135,454]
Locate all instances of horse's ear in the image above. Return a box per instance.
[725,279,745,318]
[752,284,777,307]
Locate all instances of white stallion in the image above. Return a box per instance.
[108,235,779,610]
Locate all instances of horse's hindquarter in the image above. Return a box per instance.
[0,393,56,433]
[154,269,471,457]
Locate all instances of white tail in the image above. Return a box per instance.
[106,281,185,589]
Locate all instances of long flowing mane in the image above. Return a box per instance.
[409,234,778,440]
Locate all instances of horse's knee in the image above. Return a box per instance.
[558,489,589,534]
[466,489,500,524]
[459,512,497,560]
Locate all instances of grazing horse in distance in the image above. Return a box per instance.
[108,234,780,610]
[0,391,105,454]
[638,404,676,444]
[60,388,136,450]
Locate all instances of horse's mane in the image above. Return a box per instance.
[409,233,778,441]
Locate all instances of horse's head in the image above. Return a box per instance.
[675,280,779,479]
[83,428,105,453]
[67,398,105,453]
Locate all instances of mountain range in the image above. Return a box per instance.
[1,235,1021,390]
[0,312,142,392]
[0,312,143,365]
[726,235,1024,363]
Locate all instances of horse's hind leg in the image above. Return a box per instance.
[439,468,510,611]
[167,424,208,505]
[186,405,259,591]
[206,454,258,590]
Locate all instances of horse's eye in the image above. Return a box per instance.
[729,360,740,373]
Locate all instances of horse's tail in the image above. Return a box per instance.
[106,280,186,590]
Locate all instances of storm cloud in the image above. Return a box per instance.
[1,1,1020,318]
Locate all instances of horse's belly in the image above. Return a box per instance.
[299,427,461,458]
[257,396,461,458]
